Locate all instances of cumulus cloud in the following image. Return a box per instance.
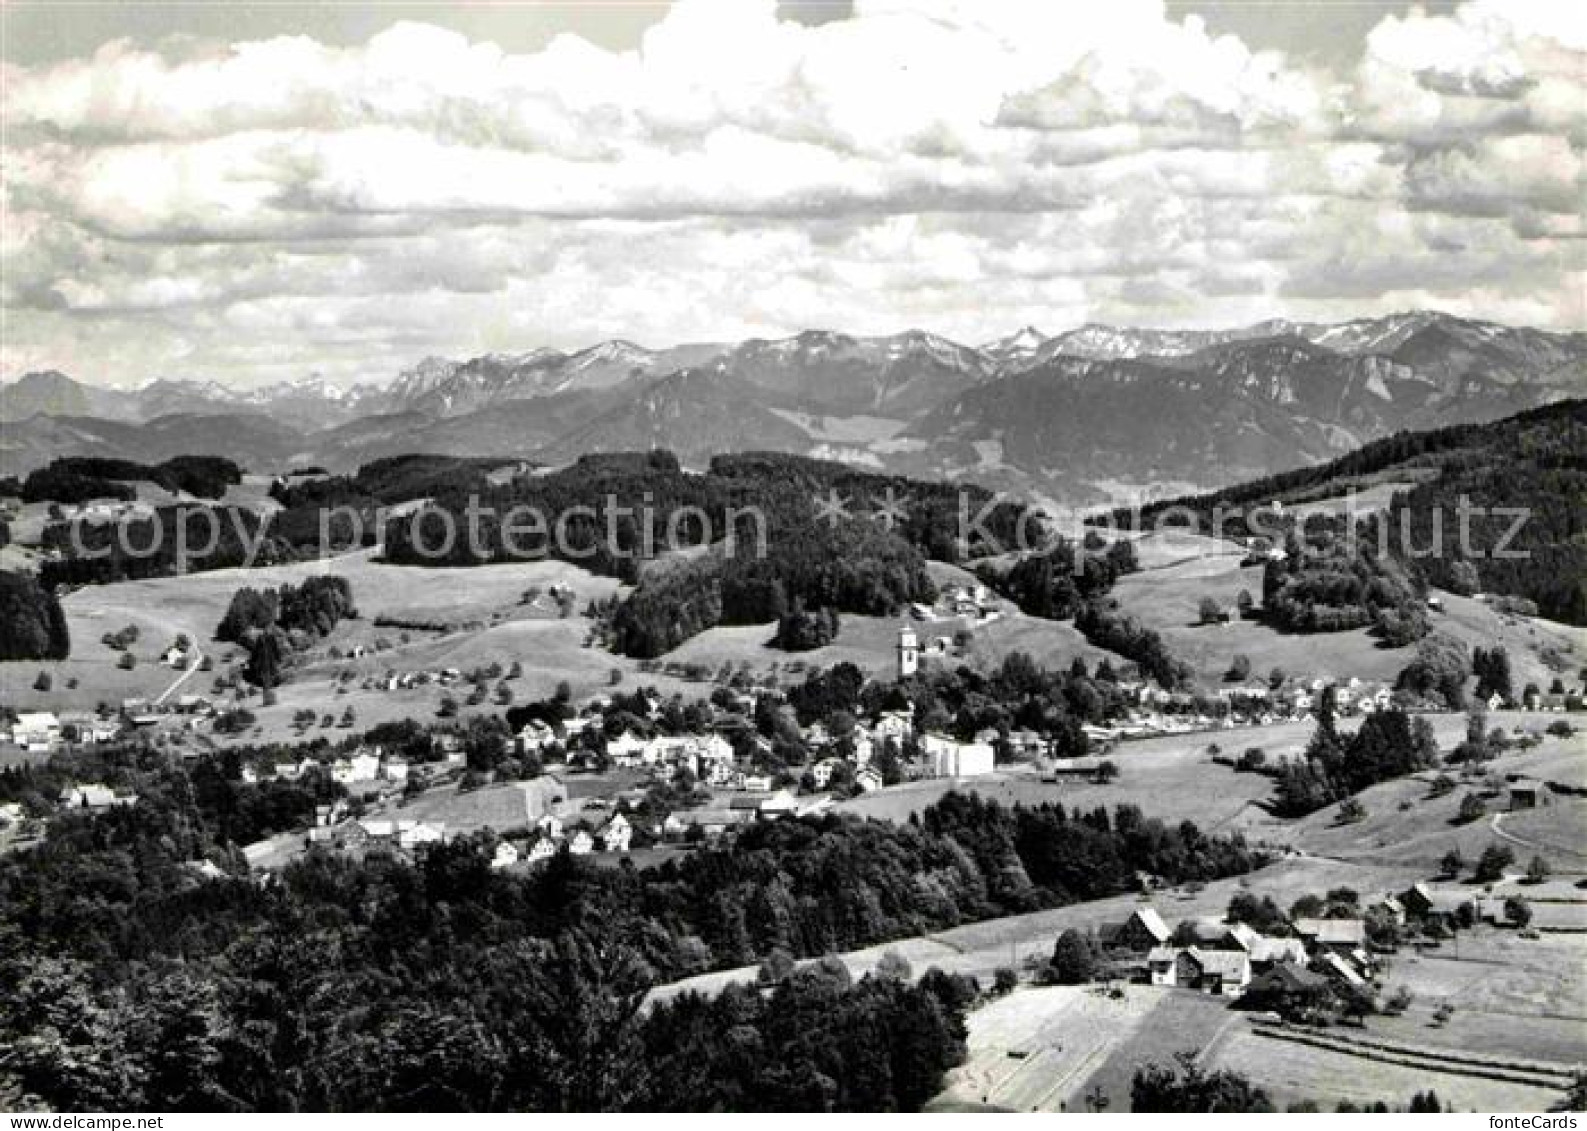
[0,0,1580,386]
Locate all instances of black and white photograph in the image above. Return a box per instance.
[0,0,1583,1117]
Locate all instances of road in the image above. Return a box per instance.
[154,644,204,706]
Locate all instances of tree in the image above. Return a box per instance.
[32,671,51,692]
[1525,856,1551,885]
[1457,793,1486,823]
[1475,843,1515,883]
[1048,929,1101,985]
[875,950,912,983]
[1236,589,1254,618]
[1439,847,1464,878]
[1504,896,1532,929]
[758,947,796,986]
[1131,1053,1274,1113]
[1225,654,1252,682]
[1198,597,1222,625]
[1336,797,1367,824]
[117,652,136,671]
[1094,760,1119,785]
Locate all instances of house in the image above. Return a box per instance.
[0,801,26,828]
[1317,952,1369,989]
[1294,919,1367,954]
[873,709,914,741]
[1244,963,1332,1013]
[1048,756,1104,779]
[382,758,410,783]
[163,645,189,668]
[855,767,884,793]
[810,757,846,790]
[1509,781,1550,810]
[490,841,520,870]
[516,719,557,755]
[1109,907,1172,953]
[1147,947,1180,986]
[1246,935,1309,971]
[598,813,632,853]
[731,789,801,819]
[537,813,565,839]
[61,783,133,810]
[1177,948,1251,996]
[14,712,61,752]
[1398,883,1470,925]
[568,830,595,855]
[920,733,995,778]
[525,837,558,865]
[606,731,648,764]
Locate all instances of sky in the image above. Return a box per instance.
[1,0,1582,388]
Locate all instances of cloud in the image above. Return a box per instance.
[0,0,1581,385]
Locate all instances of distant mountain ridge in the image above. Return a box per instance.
[4,312,1583,504]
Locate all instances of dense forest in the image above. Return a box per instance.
[1260,525,1427,643]
[0,737,1264,1111]
[1109,399,1586,625]
[215,575,357,688]
[979,534,1139,620]
[23,455,242,504]
[40,505,284,588]
[382,451,1032,657]
[0,570,70,660]
[1270,700,1441,816]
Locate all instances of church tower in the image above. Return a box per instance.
[896,624,919,679]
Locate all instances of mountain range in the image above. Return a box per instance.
[4,312,1582,505]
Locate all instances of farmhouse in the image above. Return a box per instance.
[1508,780,1551,810]
[1107,907,1172,953]
[1294,918,1367,954]
[1152,947,1251,995]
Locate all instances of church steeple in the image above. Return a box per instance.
[896,624,919,678]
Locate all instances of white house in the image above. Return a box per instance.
[568,830,595,855]
[873,709,913,741]
[810,757,846,790]
[599,813,632,853]
[61,783,132,810]
[516,720,557,755]
[14,712,61,752]
[490,841,520,870]
[525,837,558,865]
[920,733,995,778]
[606,731,648,764]
[537,813,565,839]
[855,767,884,792]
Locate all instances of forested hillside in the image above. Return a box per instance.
[1113,399,1586,625]
[0,743,1263,1111]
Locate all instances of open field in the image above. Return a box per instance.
[1226,728,1586,872]
[1075,986,1245,1113]
[837,712,1580,839]
[930,984,1185,1112]
[1208,1027,1562,1112]
[1109,532,1585,691]
[835,739,1275,831]
[0,550,711,740]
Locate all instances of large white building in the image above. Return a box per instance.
[920,733,995,778]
